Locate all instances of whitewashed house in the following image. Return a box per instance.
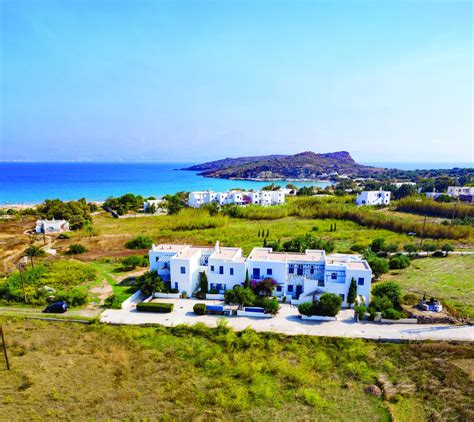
[356,190,391,206]
[143,199,164,211]
[392,182,416,189]
[149,241,372,305]
[188,189,285,208]
[447,186,474,202]
[35,219,70,234]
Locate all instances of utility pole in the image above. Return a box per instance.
[1,325,10,370]
[18,259,27,303]
[419,215,427,250]
[451,199,459,225]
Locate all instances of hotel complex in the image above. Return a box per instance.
[149,241,372,306]
[188,190,285,207]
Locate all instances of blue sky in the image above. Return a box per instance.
[1,0,472,163]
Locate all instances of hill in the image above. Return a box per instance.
[182,151,382,180]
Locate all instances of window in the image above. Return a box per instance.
[288,285,293,293]
[297,267,303,276]
[318,280,325,287]
[155,257,159,262]
[331,272,337,280]
[230,268,234,276]
[180,266,186,274]
[253,268,260,278]
[211,265,214,271]
[174,282,178,289]
[358,277,364,286]
[219,266,224,275]
[276,285,282,292]
[339,294,345,302]
[266,268,272,275]
[310,267,314,275]
[289,267,294,274]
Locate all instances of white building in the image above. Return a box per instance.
[392,182,416,189]
[149,241,372,305]
[188,189,285,208]
[447,186,474,198]
[143,199,164,211]
[356,190,391,206]
[35,219,70,234]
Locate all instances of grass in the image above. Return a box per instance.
[1,318,473,420]
[382,255,474,319]
[89,210,417,256]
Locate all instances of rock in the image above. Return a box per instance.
[364,385,382,397]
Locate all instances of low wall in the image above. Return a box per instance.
[121,289,144,309]
[301,315,337,321]
[206,293,225,300]
[236,310,272,318]
[153,292,180,299]
[381,318,418,324]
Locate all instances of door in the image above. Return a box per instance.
[295,285,303,298]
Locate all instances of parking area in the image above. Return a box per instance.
[100,298,474,342]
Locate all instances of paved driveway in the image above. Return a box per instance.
[100,299,474,342]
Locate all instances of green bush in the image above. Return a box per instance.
[54,288,88,307]
[372,282,402,308]
[258,297,280,315]
[104,293,122,309]
[382,308,403,320]
[196,291,206,299]
[316,293,342,316]
[135,271,166,296]
[369,295,393,312]
[389,255,411,270]
[432,250,445,257]
[298,302,314,316]
[121,255,145,271]
[65,244,88,255]
[193,303,206,315]
[136,302,173,313]
[125,235,153,250]
[354,304,367,320]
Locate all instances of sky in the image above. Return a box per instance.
[0,0,472,163]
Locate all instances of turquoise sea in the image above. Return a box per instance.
[0,162,330,204]
[0,161,470,204]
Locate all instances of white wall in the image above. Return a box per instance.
[356,191,391,206]
[207,259,246,291]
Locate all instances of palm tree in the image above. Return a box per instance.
[24,245,45,269]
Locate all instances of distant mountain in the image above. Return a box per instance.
[182,151,383,180]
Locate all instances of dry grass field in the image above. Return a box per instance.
[0,318,472,421]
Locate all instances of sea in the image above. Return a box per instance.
[0,161,471,205]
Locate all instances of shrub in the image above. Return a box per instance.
[65,244,88,255]
[193,303,206,315]
[298,302,314,316]
[316,293,342,316]
[121,255,145,270]
[136,302,173,313]
[135,271,166,296]
[369,295,393,312]
[372,282,402,308]
[209,288,219,294]
[54,288,88,307]
[354,304,367,320]
[125,235,153,250]
[382,308,403,320]
[196,291,206,300]
[432,250,445,258]
[422,242,437,252]
[104,293,122,309]
[389,255,411,270]
[366,256,389,279]
[181,291,187,299]
[258,297,280,315]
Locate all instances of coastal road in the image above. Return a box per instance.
[101,300,474,342]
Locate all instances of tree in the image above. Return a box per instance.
[121,255,144,271]
[372,282,402,308]
[394,184,417,200]
[334,222,337,231]
[258,230,261,237]
[224,286,257,309]
[347,278,357,308]
[243,269,250,288]
[286,183,298,190]
[24,245,45,269]
[199,271,208,293]
[441,243,454,256]
[263,237,267,247]
[135,271,166,296]
[147,203,157,214]
[204,201,219,216]
[165,195,184,215]
[251,278,277,297]
[370,238,386,253]
[388,255,411,270]
[366,257,389,279]
[266,229,270,238]
[330,224,333,232]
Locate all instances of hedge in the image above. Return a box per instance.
[193,303,206,315]
[136,302,174,313]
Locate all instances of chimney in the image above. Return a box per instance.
[215,240,220,253]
